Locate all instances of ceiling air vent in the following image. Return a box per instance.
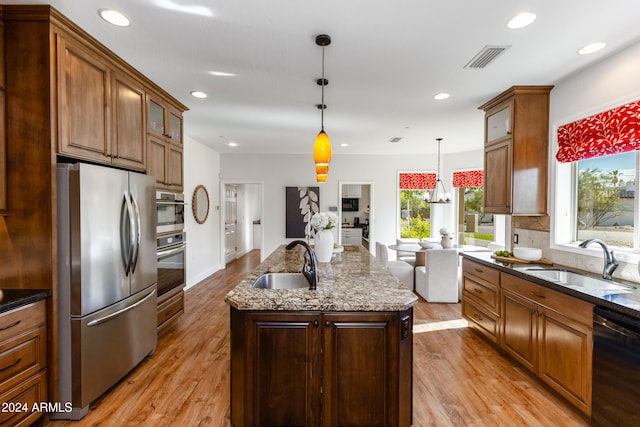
[463,45,511,69]
[389,137,403,143]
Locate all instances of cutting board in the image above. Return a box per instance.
[491,254,553,265]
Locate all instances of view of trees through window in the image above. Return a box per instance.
[460,186,494,247]
[576,151,636,248]
[399,190,431,238]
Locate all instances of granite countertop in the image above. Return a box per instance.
[225,245,418,312]
[461,251,640,319]
[0,289,51,314]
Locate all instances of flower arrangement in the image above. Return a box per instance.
[439,227,451,237]
[310,212,338,231]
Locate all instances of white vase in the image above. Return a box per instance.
[314,229,334,263]
[441,235,453,249]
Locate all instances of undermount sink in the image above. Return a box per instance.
[517,267,636,297]
[252,272,309,289]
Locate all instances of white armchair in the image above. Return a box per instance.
[415,248,458,302]
[375,242,414,289]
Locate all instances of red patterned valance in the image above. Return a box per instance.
[452,170,484,187]
[399,173,436,189]
[556,100,640,163]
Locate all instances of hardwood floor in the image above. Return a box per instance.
[47,250,589,426]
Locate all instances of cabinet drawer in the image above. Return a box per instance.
[0,370,47,427]
[463,274,499,312]
[0,301,46,345]
[0,326,46,393]
[502,273,593,325]
[157,291,184,328]
[462,258,500,285]
[462,298,499,343]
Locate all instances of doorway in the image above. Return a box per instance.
[221,182,264,266]
[338,181,375,254]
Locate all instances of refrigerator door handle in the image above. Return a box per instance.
[120,191,136,275]
[86,289,156,327]
[129,193,142,274]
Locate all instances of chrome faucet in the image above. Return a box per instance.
[579,238,619,280]
[286,240,318,290]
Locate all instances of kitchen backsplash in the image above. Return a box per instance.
[515,228,640,284]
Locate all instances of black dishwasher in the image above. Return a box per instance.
[592,306,640,427]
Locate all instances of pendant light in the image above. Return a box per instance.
[425,138,451,204]
[313,34,332,183]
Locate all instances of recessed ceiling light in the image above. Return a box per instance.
[98,9,130,27]
[228,142,238,147]
[190,91,207,99]
[340,143,349,147]
[434,93,450,100]
[507,12,536,30]
[578,42,606,55]
[209,71,236,77]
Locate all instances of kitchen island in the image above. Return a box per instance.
[225,244,417,427]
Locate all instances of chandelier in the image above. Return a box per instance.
[425,138,451,204]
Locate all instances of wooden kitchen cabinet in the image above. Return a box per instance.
[0,9,5,214]
[147,96,184,191]
[56,32,112,165]
[112,71,147,170]
[501,273,593,415]
[479,86,553,215]
[231,308,413,427]
[461,258,501,343]
[148,135,184,192]
[0,300,48,426]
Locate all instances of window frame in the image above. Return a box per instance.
[551,117,640,264]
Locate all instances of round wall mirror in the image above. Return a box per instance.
[192,185,210,224]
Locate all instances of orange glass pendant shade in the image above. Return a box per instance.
[316,173,328,183]
[315,164,329,174]
[314,130,332,165]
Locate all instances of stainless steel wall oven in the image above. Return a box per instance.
[157,232,186,301]
[156,191,185,234]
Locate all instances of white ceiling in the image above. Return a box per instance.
[5,0,640,156]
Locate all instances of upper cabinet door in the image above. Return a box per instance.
[56,33,111,163]
[168,109,183,146]
[485,102,512,145]
[112,72,146,171]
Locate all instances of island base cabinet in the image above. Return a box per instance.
[230,308,413,427]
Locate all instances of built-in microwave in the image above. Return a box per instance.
[342,198,359,212]
[156,191,185,234]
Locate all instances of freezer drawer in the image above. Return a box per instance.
[61,287,157,418]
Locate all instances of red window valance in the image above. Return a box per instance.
[399,173,436,189]
[556,100,640,163]
[452,170,484,187]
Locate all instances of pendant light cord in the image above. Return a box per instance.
[320,46,325,131]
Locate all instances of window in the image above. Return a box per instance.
[398,172,434,239]
[554,99,640,256]
[458,186,494,247]
[575,151,636,249]
[399,190,431,238]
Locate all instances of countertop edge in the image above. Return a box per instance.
[461,252,640,319]
[0,289,51,315]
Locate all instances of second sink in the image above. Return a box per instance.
[517,268,636,295]
[252,272,309,289]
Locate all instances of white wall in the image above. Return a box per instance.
[220,152,483,257]
[183,135,222,288]
[546,39,640,281]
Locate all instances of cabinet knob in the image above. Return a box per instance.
[313,320,319,328]
[325,321,331,328]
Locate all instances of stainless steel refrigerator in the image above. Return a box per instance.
[55,163,157,420]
